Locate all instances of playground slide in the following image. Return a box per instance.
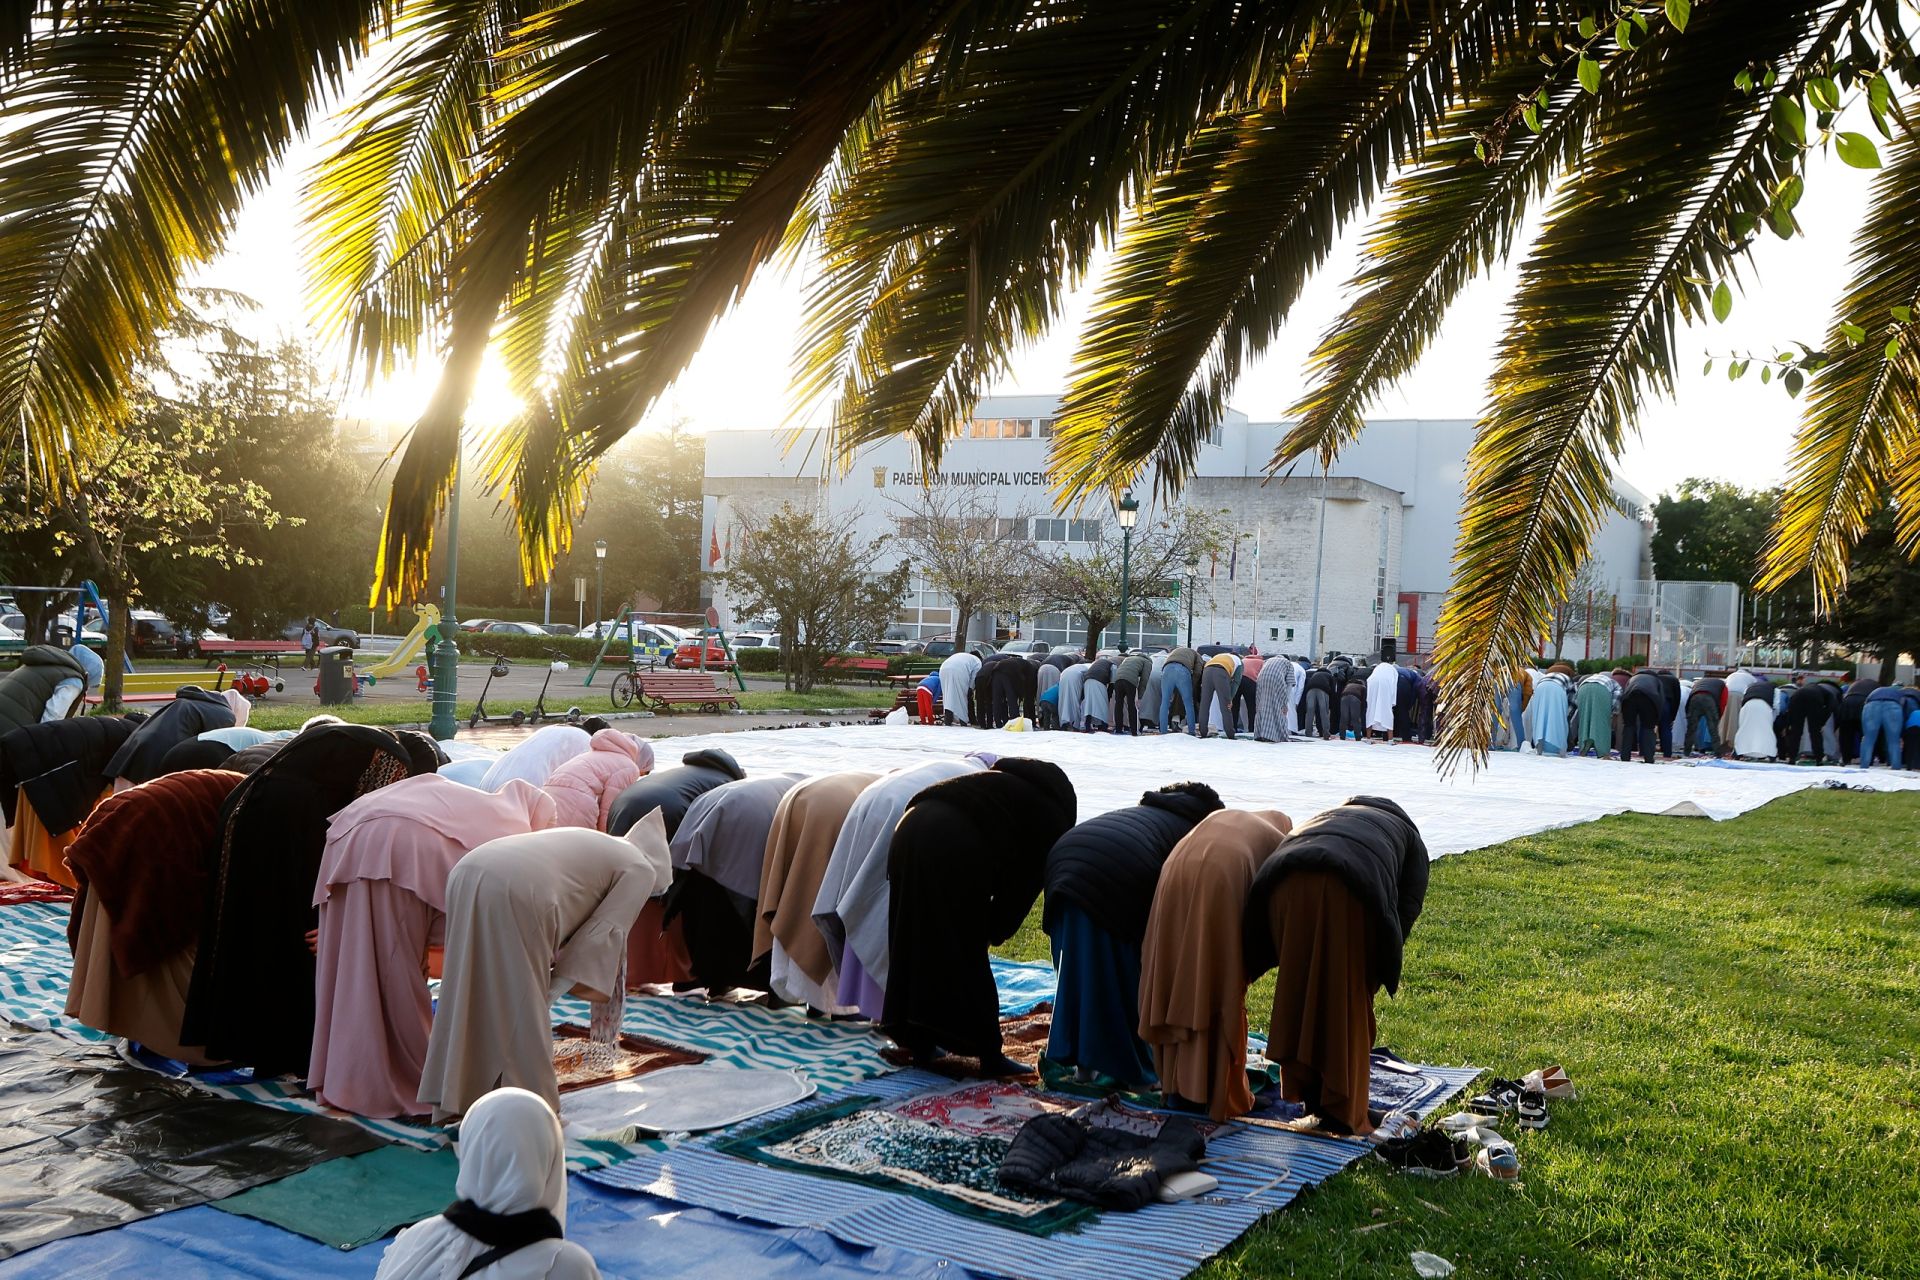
[359,604,442,682]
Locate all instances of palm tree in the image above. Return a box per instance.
[2,0,1914,762]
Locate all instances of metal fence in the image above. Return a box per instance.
[1609,580,1742,671]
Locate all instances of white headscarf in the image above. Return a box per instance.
[480,725,591,792]
[375,1088,599,1280]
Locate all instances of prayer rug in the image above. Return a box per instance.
[588,1064,1484,1280]
[0,901,104,1041]
[714,1091,1096,1236]
[0,881,72,908]
[552,1022,705,1092]
[212,1144,459,1249]
[0,1030,380,1260]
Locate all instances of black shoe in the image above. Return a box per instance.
[1374,1129,1470,1177]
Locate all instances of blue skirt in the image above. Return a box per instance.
[1045,905,1157,1087]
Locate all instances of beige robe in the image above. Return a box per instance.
[66,893,216,1064]
[752,771,879,999]
[1138,808,1292,1121]
[416,814,671,1124]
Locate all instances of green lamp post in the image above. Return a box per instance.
[1115,488,1140,650]
[428,457,462,741]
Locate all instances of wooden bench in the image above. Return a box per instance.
[824,655,892,684]
[635,670,740,714]
[83,666,232,707]
[199,639,302,677]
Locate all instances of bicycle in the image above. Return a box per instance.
[608,651,664,709]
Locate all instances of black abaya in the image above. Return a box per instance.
[882,758,1077,1065]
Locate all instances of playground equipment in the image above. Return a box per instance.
[582,611,745,691]
[357,604,443,685]
[467,651,519,728]
[524,648,583,726]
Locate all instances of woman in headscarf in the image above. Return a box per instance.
[662,772,804,991]
[310,774,558,1117]
[417,815,671,1123]
[64,768,245,1064]
[1243,797,1429,1136]
[813,755,991,1017]
[157,736,238,774]
[182,723,420,1075]
[1252,651,1296,743]
[2,713,138,888]
[541,729,653,830]
[375,1087,599,1280]
[605,749,744,985]
[1043,782,1222,1085]
[884,758,1078,1073]
[753,771,880,1010]
[1138,807,1292,1121]
[105,686,249,788]
[479,724,590,793]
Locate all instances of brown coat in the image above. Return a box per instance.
[753,771,879,984]
[1138,808,1292,1120]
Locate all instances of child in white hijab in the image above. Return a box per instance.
[376,1087,599,1279]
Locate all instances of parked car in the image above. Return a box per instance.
[730,631,782,650]
[127,610,190,657]
[671,638,734,669]
[457,617,501,633]
[998,639,1051,659]
[540,623,577,636]
[280,619,362,649]
[859,639,922,656]
[920,639,957,660]
[479,620,550,637]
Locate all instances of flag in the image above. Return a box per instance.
[723,525,731,563]
[708,527,721,567]
[1228,541,1237,581]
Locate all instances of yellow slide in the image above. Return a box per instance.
[359,604,442,683]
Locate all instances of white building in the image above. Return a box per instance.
[701,396,1652,659]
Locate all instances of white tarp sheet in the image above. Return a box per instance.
[590,724,1920,859]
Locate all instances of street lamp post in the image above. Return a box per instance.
[1185,557,1199,647]
[428,455,462,741]
[1115,489,1140,651]
[593,540,607,639]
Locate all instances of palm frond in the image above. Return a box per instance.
[0,0,386,488]
[1053,0,1553,505]
[304,0,535,383]
[1281,16,1680,470]
[0,0,38,76]
[1762,109,1920,595]
[803,0,1338,470]
[1431,0,1855,767]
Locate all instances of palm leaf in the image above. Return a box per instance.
[1431,0,1856,767]
[0,0,386,489]
[1762,108,1920,596]
[1053,0,1550,504]
[802,0,1339,470]
[304,0,536,383]
[1281,16,1680,470]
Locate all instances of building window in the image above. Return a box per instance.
[996,517,1029,540]
[1037,418,1056,438]
[966,417,1036,439]
[1068,518,1102,543]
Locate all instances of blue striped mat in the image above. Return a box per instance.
[0,902,107,1042]
[584,1064,1483,1280]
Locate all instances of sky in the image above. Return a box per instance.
[196,105,1881,502]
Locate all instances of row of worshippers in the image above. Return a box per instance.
[928,646,1438,744]
[1046,786,1429,1130]
[1503,663,1920,767]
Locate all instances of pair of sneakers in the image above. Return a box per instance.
[1468,1077,1549,1130]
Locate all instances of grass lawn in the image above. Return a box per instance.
[996,789,1920,1279]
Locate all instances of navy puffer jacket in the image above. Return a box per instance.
[1042,782,1223,943]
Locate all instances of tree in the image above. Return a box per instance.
[1771,508,1920,681]
[2,402,286,708]
[5,1,1919,761]
[1024,507,1230,656]
[889,489,1038,647]
[720,504,910,692]
[1547,558,1614,659]
[1650,481,1778,587]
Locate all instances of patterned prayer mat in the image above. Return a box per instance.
[589,1064,1484,1280]
[552,1023,705,1093]
[0,881,73,908]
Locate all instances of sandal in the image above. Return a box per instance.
[1516,1087,1549,1131]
